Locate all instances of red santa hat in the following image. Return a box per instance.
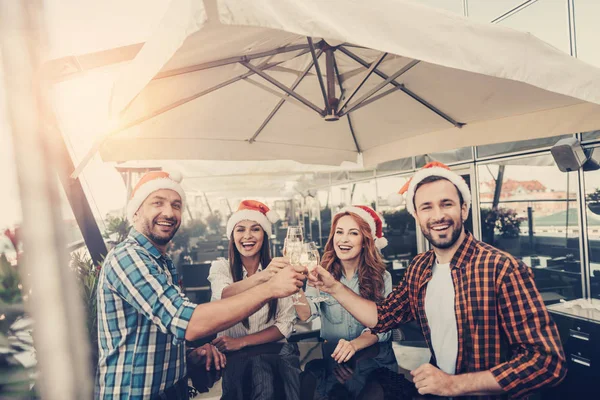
[388,161,471,217]
[336,205,388,250]
[226,200,280,238]
[127,169,186,222]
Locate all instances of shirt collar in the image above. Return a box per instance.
[424,230,476,270]
[129,228,164,260]
[242,263,263,278]
[449,231,476,269]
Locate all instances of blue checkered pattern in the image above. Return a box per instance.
[95,229,196,399]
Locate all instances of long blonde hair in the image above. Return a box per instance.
[321,212,387,302]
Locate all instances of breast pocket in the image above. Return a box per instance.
[322,298,344,325]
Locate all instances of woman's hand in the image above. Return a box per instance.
[308,265,342,295]
[212,335,247,352]
[331,339,357,363]
[260,257,290,282]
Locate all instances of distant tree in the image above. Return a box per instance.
[206,211,223,234]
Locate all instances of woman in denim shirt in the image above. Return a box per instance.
[295,205,392,363]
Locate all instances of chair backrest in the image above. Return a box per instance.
[181,262,212,288]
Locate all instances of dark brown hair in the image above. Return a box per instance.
[413,175,465,210]
[228,227,277,328]
[321,212,387,302]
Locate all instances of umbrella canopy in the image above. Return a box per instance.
[71,0,600,177]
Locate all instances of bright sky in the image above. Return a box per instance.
[2,0,600,231]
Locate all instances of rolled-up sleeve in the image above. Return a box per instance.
[207,259,232,300]
[490,260,567,398]
[273,296,297,338]
[302,285,321,323]
[371,274,414,334]
[106,248,195,342]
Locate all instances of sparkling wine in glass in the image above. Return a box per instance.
[303,242,328,303]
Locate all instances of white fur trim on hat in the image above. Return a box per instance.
[126,177,186,223]
[405,167,471,217]
[226,209,275,239]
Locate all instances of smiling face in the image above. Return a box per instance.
[333,215,364,263]
[414,178,468,250]
[232,220,265,258]
[134,189,182,249]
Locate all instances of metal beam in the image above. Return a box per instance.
[340,86,401,115]
[154,43,309,80]
[333,54,361,153]
[340,60,419,116]
[337,52,387,113]
[307,38,329,111]
[249,50,324,143]
[337,46,464,127]
[241,61,325,116]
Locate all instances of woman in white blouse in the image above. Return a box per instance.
[208,200,296,352]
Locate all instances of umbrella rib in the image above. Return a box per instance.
[333,53,361,154]
[337,46,464,128]
[248,49,324,144]
[337,52,387,113]
[340,60,419,116]
[307,37,329,111]
[69,58,301,179]
[241,61,325,116]
[154,43,309,80]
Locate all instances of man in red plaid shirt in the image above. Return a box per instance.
[311,162,566,399]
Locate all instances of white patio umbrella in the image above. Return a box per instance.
[71,0,600,177]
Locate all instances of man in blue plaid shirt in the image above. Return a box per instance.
[96,171,304,399]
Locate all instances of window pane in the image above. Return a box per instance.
[376,156,414,175]
[416,147,473,168]
[575,0,600,68]
[376,176,418,285]
[477,135,570,158]
[478,154,582,303]
[582,130,600,142]
[583,151,600,300]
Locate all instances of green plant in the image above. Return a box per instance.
[70,252,101,364]
[480,208,522,239]
[0,254,22,305]
[383,209,415,235]
[103,215,131,244]
[170,219,208,251]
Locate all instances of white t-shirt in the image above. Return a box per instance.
[424,261,458,374]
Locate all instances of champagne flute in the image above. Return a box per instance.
[303,242,328,303]
[284,227,305,305]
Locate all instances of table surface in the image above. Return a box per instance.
[187,341,437,400]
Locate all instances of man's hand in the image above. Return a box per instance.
[411,363,459,397]
[187,343,226,371]
[260,257,290,282]
[212,335,247,353]
[266,265,305,298]
[308,265,342,295]
[331,339,357,363]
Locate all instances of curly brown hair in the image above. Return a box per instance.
[321,212,387,302]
